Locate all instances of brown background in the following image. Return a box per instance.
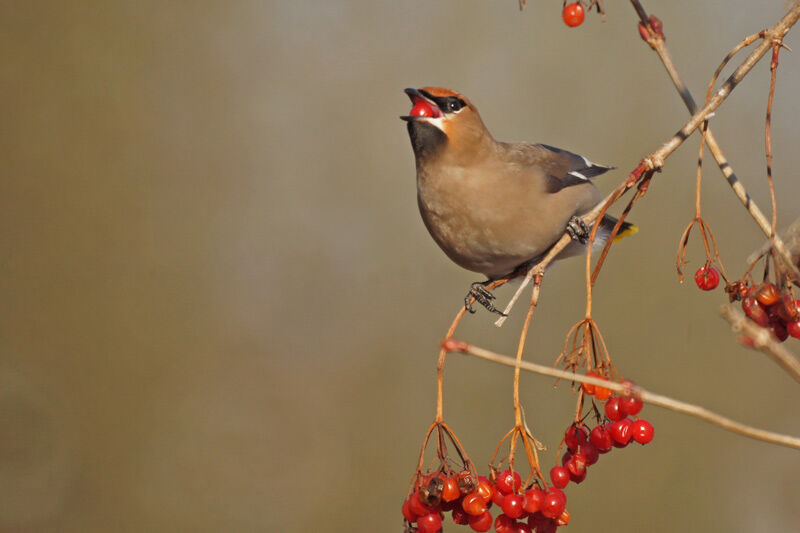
[2,1,799,532]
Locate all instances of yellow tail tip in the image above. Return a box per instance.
[613,223,639,242]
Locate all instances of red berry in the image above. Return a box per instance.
[540,489,566,519]
[502,493,526,519]
[532,515,557,533]
[788,320,800,339]
[476,476,494,503]
[620,395,644,417]
[468,510,493,532]
[579,441,599,465]
[632,419,655,444]
[582,371,601,395]
[442,476,460,502]
[453,506,470,525]
[549,466,570,489]
[772,320,789,342]
[402,498,417,522]
[492,489,505,508]
[514,522,533,533]
[594,379,613,401]
[495,469,522,495]
[743,297,770,327]
[604,396,625,421]
[564,424,589,451]
[610,418,633,446]
[562,2,585,27]
[589,424,613,453]
[568,468,587,484]
[417,512,442,533]
[694,265,720,290]
[523,488,546,514]
[495,514,515,533]
[409,100,438,118]
[556,509,571,526]
[462,492,487,516]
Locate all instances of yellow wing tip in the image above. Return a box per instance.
[613,223,639,242]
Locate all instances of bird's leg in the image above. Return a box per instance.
[566,216,590,244]
[465,281,507,316]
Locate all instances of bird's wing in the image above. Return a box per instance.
[500,142,615,191]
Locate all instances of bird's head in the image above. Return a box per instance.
[401,87,492,161]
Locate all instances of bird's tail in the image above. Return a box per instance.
[599,215,638,243]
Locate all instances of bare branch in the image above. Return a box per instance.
[442,340,800,451]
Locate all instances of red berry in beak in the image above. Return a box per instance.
[410,100,437,118]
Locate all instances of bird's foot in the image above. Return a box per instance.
[566,216,590,244]
[465,281,507,316]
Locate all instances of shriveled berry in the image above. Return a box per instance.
[476,476,494,503]
[417,512,442,533]
[590,424,613,453]
[620,395,644,416]
[495,469,522,495]
[502,493,526,519]
[632,419,654,444]
[566,453,586,477]
[743,297,770,327]
[604,396,625,421]
[540,489,566,519]
[462,492,487,516]
[610,418,633,446]
[556,509,571,526]
[756,283,780,306]
[694,265,720,290]
[468,510,493,532]
[562,2,585,27]
[523,488,546,514]
[550,466,570,489]
[410,492,433,517]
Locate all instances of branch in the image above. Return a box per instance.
[494,1,800,325]
[720,304,800,383]
[632,0,800,278]
[443,339,800,451]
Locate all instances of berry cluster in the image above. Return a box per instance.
[402,468,570,533]
[738,282,800,342]
[402,387,654,532]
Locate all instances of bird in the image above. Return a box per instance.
[400,86,637,315]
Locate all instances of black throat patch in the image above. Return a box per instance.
[407,120,447,160]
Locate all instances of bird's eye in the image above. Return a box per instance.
[446,98,464,112]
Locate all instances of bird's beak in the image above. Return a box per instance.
[400,88,443,121]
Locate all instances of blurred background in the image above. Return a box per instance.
[2,1,800,531]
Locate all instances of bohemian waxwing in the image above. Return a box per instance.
[401,87,637,314]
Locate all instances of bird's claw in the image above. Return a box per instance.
[465,282,507,316]
[566,216,590,244]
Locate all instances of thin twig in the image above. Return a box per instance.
[443,341,800,450]
[495,0,800,324]
[720,304,800,383]
[632,0,800,278]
